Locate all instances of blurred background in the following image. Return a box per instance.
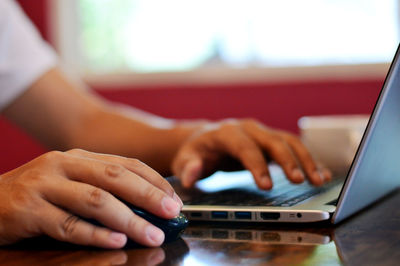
[1,0,399,173]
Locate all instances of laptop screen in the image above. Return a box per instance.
[333,44,400,223]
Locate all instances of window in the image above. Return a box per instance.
[51,0,399,83]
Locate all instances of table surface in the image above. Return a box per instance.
[1,190,399,266]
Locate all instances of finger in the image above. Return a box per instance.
[59,154,181,219]
[321,167,332,182]
[254,133,307,184]
[66,149,181,205]
[37,200,128,249]
[280,133,327,185]
[241,123,307,184]
[217,126,273,189]
[44,179,166,246]
[179,157,203,188]
[172,145,198,177]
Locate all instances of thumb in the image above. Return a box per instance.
[180,158,203,188]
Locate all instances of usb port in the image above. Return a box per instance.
[190,230,204,237]
[212,230,229,239]
[261,232,281,242]
[235,211,252,220]
[190,212,202,218]
[235,231,252,240]
[260,212,280,220]
[211,211,228,219]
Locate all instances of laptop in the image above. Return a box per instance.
[171,43,400,224]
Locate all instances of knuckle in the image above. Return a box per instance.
[127,215,139,231]
[128,158,146,170]
[235,139,258,154]
[267,135,287,150]
[241,118,258,126]
[87,188,109,208]
[239,145,257,156]
[129,158,143,167]
[283,132,301,143]
[241,118,263,130]
[220,118,238,126]
[156,178,174,195]
[104,163,125,178]
[271,143,292,159]
[215,124,240,141]
[219,121,237,132]
[39,150,64,164]
[66,148,85,155]
[282,161,297,170]
[88,226,98,245]
[61,215,80,240]
[140,186,159,202]
[84,226,103,246]
[270,131,285,141]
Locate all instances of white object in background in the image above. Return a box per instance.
[298,115,369,173]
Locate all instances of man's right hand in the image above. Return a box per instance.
[0,149,182,249]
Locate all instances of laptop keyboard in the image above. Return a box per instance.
[184,176,342,207]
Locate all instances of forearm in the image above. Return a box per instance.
[3,67,204,175]
[69,102,205,175]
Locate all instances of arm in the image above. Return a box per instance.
[3,67,331,189]
[3,68,202,176]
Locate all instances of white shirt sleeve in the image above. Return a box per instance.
[0,0,57,110]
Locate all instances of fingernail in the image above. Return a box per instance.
[146,225,164,245]
[173,192,183,208]
[312,170,324,185]
[322,168,332,182]
[291,168,305,182]
[162,196,180,216]
[260,176,272,189]
[318,170,325,182]
[109,232,127,247]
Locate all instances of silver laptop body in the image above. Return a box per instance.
[175,43,400,224]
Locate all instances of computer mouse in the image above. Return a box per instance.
[130,205,188,243]
[83,200,189,245]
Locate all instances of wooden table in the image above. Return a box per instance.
[1,190,399,265]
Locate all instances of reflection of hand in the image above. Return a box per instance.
[0,149,183,248]
[0,250,127,266]
[0,247,165,266]
[125,247,165,266]
[0,248,165,266]
[173,119,331,190]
